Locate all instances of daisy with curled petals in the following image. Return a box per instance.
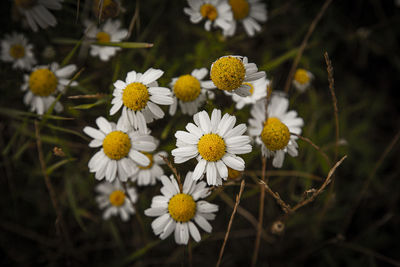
[169,68,213,116]
[110,68,173,132]
[14,0,63,32]
[224,0,268,37]
[248,93,304,168]
[293,68,314,93]
[210,55,265,97]
[184,0,233,32]
[1,32,36,70]
[95,180,137,221]
[21,62,77,115]
[84,116,157,182]
[228,76,270,110]
[145,172,218,244]
[84,19,127,61]
[130,140,167,186]
[172,109,252,186]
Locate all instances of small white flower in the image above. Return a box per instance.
[21,62,77,115]
[130,139,167,186]
[248,93,304,168]
[172,109,252,186]
[210,55,266,97]
[95,180,137,221]
[84,116,157,182]
[228,76,270,109]
[84,19,128,61]
[1,32,36,70]
[145,172,218,245]
[292,68,314,93]
[14,0,63,32]
[110,68,173,133]
[224,0,268,37]
[184,0,233,32]
[169,68,214,116]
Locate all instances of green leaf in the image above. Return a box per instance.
[46,158,76,175]
[53,38,153,49]
[70,98,108,110]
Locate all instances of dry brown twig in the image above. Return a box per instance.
[283,0,333,94]
[127,0,140,38]
[216,180,245,267]
[291,132,331,166]
[160,155,183,192]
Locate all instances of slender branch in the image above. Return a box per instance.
[283,0,333,94]
[291,132,331,166]
[68,93,107,99]
[216,180,245,267]
[160,155,182,192]
[34,121,73,250]
[252,157,267,267]
[127,0,140,38]
[259,180,291,213]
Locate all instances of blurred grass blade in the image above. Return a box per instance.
[70,98,108,110]
[61,37,83,66]
[65,178,87,231]
[0,107,73,121]
[45,123,89,141]
[46,158,76,175]
[120,240,161,265]
[53,38,153,48]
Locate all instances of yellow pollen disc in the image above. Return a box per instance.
[109,190,125,207]
[138,152,153,170]
[227,167,242,180]
[243,82,254,95]
[15,0,37,9]
[229,0,250,20]
[96,31,111,43]
[102,131,131,160]
[200,4,218,21]
[168,193,196,222]
[261,117,290,151]
[173,75,201,102]
[9,44,25,59]
[198,133,226,162]
[122,82,149,111]
[210,56,245,91]
[28,68,58,97]
[294,69,310,85]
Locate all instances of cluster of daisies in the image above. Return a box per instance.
[3,0,316,246]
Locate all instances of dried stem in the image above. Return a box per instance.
[291,132,331,166]
[252,157,267,267]
[127,0,140,38]
[216,180,245,267]
[259,180,291,213]
[68,93,107,99]
[34,121,73,251]
[283,0,333,94]
[160,155,182,192]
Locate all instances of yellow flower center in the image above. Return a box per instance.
[96,31,111,43]
[102,131,131,160]
[173,75,201,102]
[109,190,125,207]
[168,193,196,222]
[294,69,310,85]
[261,117,290,151]
[198,133,226,162]
[14,0,37,9]
[243,82,254,95]
[227,167,242,180]
[200,4,218,21]
[229,0,250,20]
[138,152,154,170]
[9,44,25,59]
[122,82,149,111]
[211,56,245,91]
[28,68,58,97]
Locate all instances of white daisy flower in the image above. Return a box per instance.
[210,55,266,97]
[110,68,173,133]
[183,0,233,32]
[1,32,36,70]
[21,62,77,115]
[95,180,137,221]
[14,0,63,32]
[248,93,304,168]
[84,116,157,182]
[84,19,128,62]
[228,76,270,110]
[224,0,268,37]
[145,172,218,245]
[130,141,167,186]
[169,68,214,116]
[292,68,314,93]
[172,109,252,186]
